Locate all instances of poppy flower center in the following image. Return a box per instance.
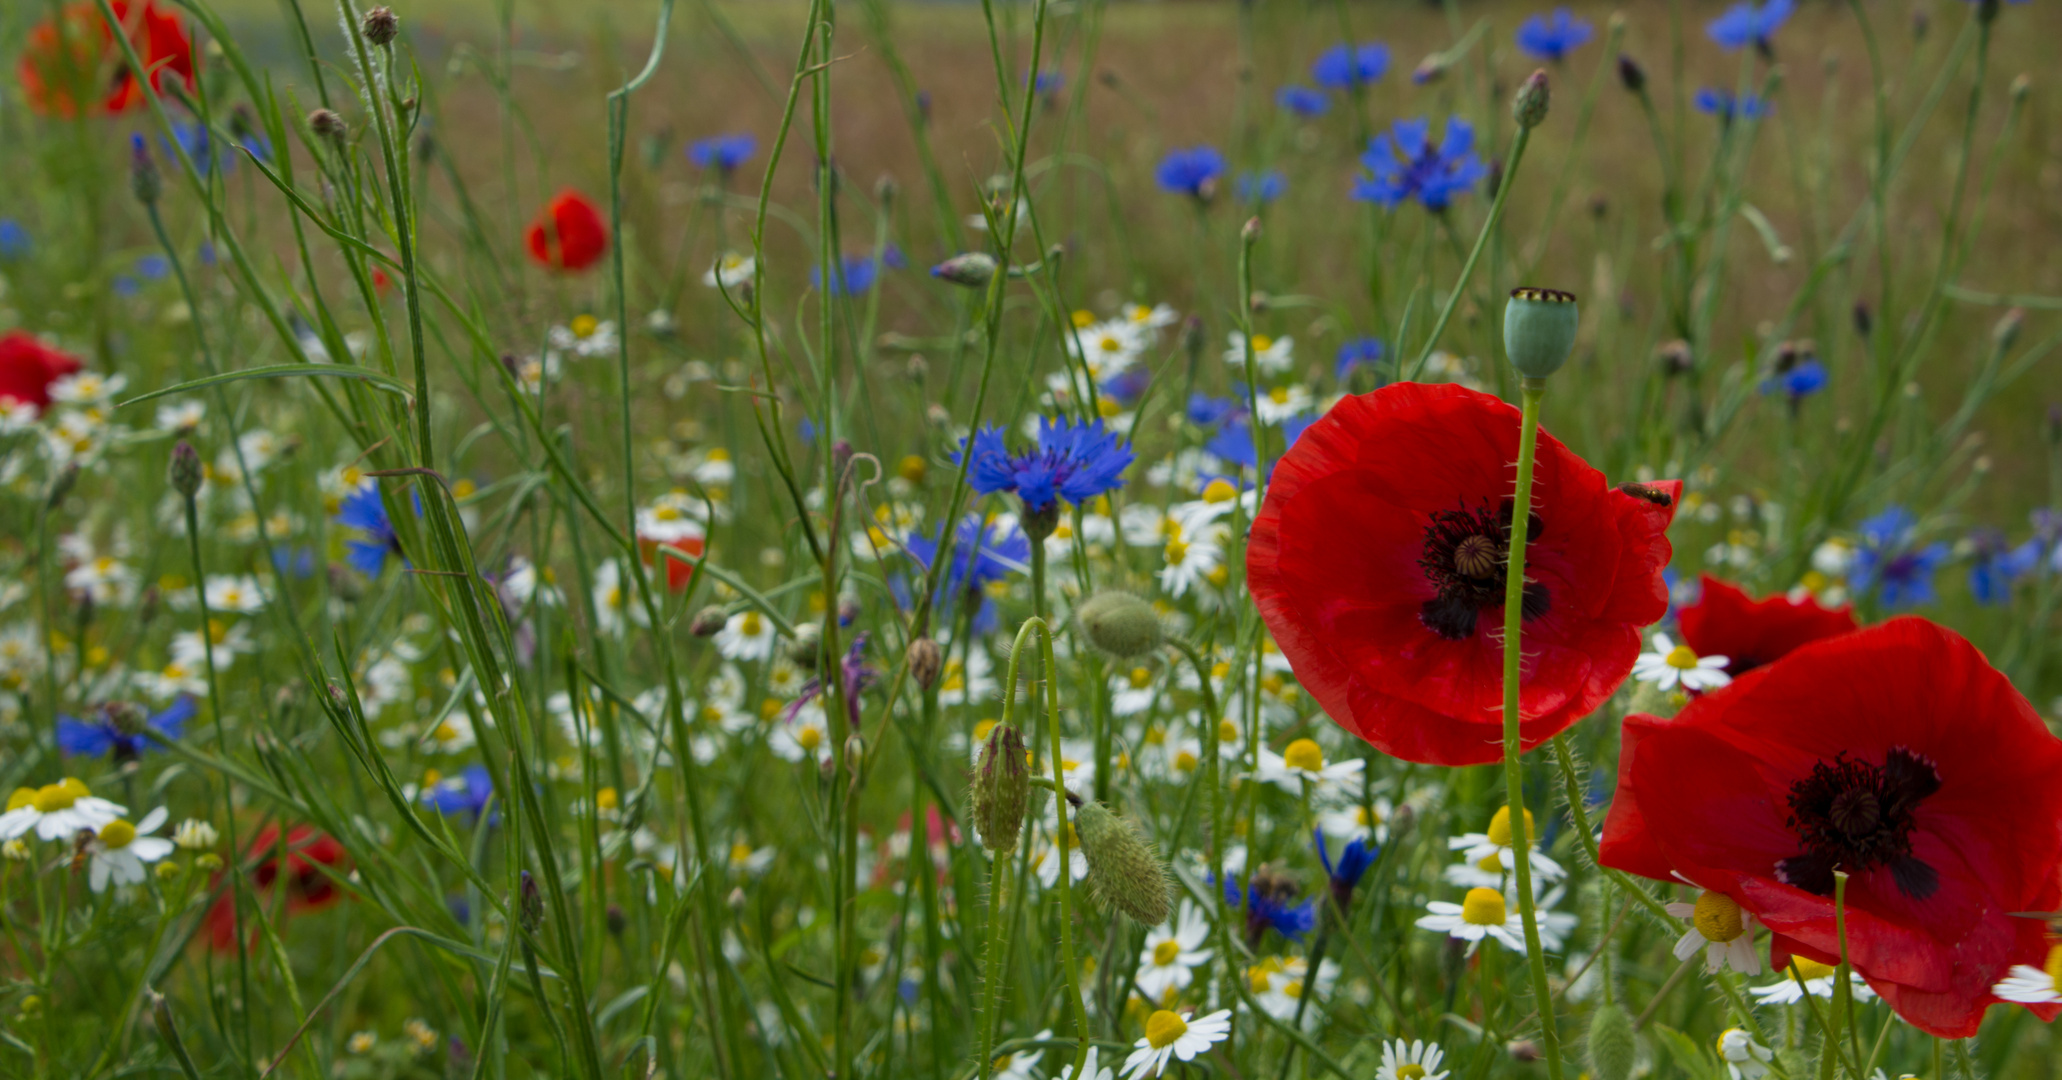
[1145,1009,1188,1047]
[1460,886,1508,926]
[1691,890,1745,942]
[1283,738,1325,773]
[1417,500,1549,640]
[1777,746,1941,900]
[1153,939,1182,966]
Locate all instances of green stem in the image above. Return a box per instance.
[1406,127,1532,381]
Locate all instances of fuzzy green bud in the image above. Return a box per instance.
[1504,287,1580,378]
[1073,591,1163,660]
[1074,799,1171,925]
[1513,69,1551,129]
[1586,1002,1636,1080]
[930,252,997,288]
[168,440,203,498]
[969,724,1029,854]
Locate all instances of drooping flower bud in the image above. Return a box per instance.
[968,723,1029,855]
[1074,799,1171,925]
[689,605,727,637]
[1513,69,1551,129]
[1586,1002,1636,1080]
[130,135,160,206]
[168,440,203,498]
[929,252,997,288]
[309,108,346,143]
[361,6,399,47]
[1504,287,1580,378]
[1073,591,1164,660]
[1616,53,1647,94]
[907,637,943,690]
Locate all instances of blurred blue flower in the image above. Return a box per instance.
[1707,0,1795,52]
[1316,827,1377,909]
[903,515,1029,634]
[1221,869,1316,946]
[423,764,495,819]
[1353,117,1487,212]
[272,545,317,578]
[962,416,1134,513]
[0,220,29,259]
[1276,85,1330,117]
[1206,414,1314,470]
[197,241,217,266]
[1694,88,1772,121]
[1311,42,1390,90]
[1335,337,1386,380]
[58,697,196,761]
[688,133,757,172]
[1100,365,1150,408]
[1850,507,1950,608]
[1759,357,1826,400]
[112,276,140,297]
[1187,393,1241,427]
[337,485,404,576]
[813,247,903,296]
[1967,529,2042,605]
[137,254,170,280]
[166,121,235,176]
[1156,146,1227,199]
[1516,9,1594,61]
[1030,69,1064,96]
[1236,170,1286,205]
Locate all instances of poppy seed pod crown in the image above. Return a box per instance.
[1504,287,1579,378]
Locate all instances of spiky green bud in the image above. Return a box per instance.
[1586,1002,1636,1080]
[168,441,203,498]
[969,724,1029,854]
[1074,591,1163,660]
[1504,287,1580,378]
[1074,800,1170,925]
[1513,69,1551,129]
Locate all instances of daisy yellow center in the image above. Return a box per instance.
[1174,750,1198,772]
[730,842,754,864]
[1153,940,1182,966]
[1692,890,1746,943]
[1098,335,1122,353]
[1269,386,1290,405]
[1251,335,1273,352]
[596,787,618,810]
[1461,887,1508,926]
[1218,719,1239,742]
[897,455,926,483]
[1664,644,1701,670]
[1486,805,1534,848]
[798,726,822,751]
[1395,1066,1428,1080]
[1071,310,1095,329]
[100,820,137,849]
[973,719,999,743]
[1144,1010,1188,1048]
[1130,667,1153,689]
[31,779,90,814]
[1165,538,1189,563]
[570,314,599,338]
[741,612,763,636]
[1283,739,1325,773]
[1790,957,1835,980]
[1475,853,1504,873]
[1282,979,1303,999]
[1098,396,1123,419]
[2044,944,2062,985]
[1205,565,1230,587]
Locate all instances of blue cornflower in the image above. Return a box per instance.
[112,276,141,297]
[337,485,404,576]
[423,764,495,819]
[1707,0,1795,52]
[1186,393,1241,427]
[1205,414,1313,470]
[0,220,28,259]
[962,416,1134,514]
[1235,170,1286,205]
[903,515,1029,635]
[813,247,903,296]
[197,241,217,266]
[1030,69,1064,97]
[1311,42,1390,90]
[1221,869,1317,947]
[1101,365,1151,408]
[1353,118,1488,212]
[166,121,234,176]
[1850,508,1951,608]
[58,697,196,761]
[137,254,170,280]
[1516,9,1594,60]
[1156,146,1227,199]
[1694,88,1772,121]
[1759,357,1826,401]
[1334,337,1386,380]
[688,133,757,172]
[1316,827,1378,910]
[1967,529,2042,605]
[1276,84,1330,117]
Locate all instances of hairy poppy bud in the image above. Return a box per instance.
[1504,287,1580,378]
[130,135,160,206]
[930,252,997,288]
[907,637,943,690]
[361,6,399,46]
[1513,69,1551,129]
[168,440,203,498]
[1074,591,1163,660]
[1586,1002,1636,1080]
[1616,53,1647,93]
[1074,799,1171,925]
[969,724,1029,854]
[689,605,726,638]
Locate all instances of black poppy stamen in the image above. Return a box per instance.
[1777,746,1942,900]
[1417,499,1551,641]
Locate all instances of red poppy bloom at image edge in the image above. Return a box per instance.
[1600,617,2062,1037]
[0,331,85,412]
[1678,573,1857,675]
[525,190,609,272]
[18,0,197,117]
[206,824,351,950]
[1247,382,1681,766]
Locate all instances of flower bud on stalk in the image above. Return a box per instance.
[969,723,1029,855]
[1073,798,1171,925]
[518,870,543,935]
[1505,287,1580,378]
[361,6,399,47]
[689,605,727,637]
[1993,307,2025,352]
[907,637,943,690]
[1513,69,1551,129]
[1586,1002,1636,1080]
[1074,591,1163,659]
[929,252,997,287]
[169,440,203,498]
[309,108,346,142]
[1616,54,1647,93]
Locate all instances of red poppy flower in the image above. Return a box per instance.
[0,331,84,412]
[637,534,704,592]
[18,0,197,118]
[1678,573,1856,675]
[525,190,609,272]
[206,824,351,950]
[1599,618,2062,1037]
[1248,382,1680,766]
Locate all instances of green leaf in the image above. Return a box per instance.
[118,364,416,409]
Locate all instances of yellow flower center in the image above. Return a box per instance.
[1269,386,1290,405]
[570,314,599,338]
[1098,396,1123,419]
[1071,309,1095,329]
[434,722,459,742]
[31,779,90,814]
[596,787,619,810]
[1283,738,1325,773]
[1204,565,1230,587]
[798,726,822,751]
[1475,852,1504,873]
[1664,644,1701,670]
[1098,335,1123,353]
[1692,890,1746,943]
[1130,667,1153,690]
[1153,940,1182,966]
[1164,538,1189,564]
[730,842,754,864]
[2044,944,2062,986]
[1486,805,1534,849]
[1218,719,1239,743]
[740,611,763,636]
[1790,956,1835,981]
[897,454,927,483]
[100,820,137,849]
[1461,887,1508,926]
[973,719,999,743]
[1202,479,1238,504]
[1174,750,1198,772]
[1251,335,1273,352]
[1145,1010,1188,1048]
[1396,1066,1427,1080]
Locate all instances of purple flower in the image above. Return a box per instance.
[1706,0,1795,52]
[1353,118,1488,211]
[1276,85,1330,117]
[1850,508,1951,609]
[1156,146,1227,199]
[961,417,1134,513]
[58,697,196,761]
[1311,42,1390,89]
[688,133,757,172]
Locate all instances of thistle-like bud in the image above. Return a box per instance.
[1504,287,1580,378]
[1513,69,1551,129]
[1616,53,1647,94]
[168,440,203,498]
[130,135,160,206]
[1074,799,1171,925]
[1586,1002,1637,1080]
[907,637,943,690]
[361,6,399,47]
[309,108,346,142]
[874,174,898,206]
[930,252,998,288]
[1074,591,1163,660]
[968,723,1029,854]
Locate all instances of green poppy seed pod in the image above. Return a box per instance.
[1586,1002,1636,1080]
[969,724,1029,854]
[168,440,203,498]
[1504,287,1580,378]
[1513,69,1551,129]
[1074,800,1171,925]
[1074,591,1164,660]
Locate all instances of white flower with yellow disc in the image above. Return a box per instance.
[87,808,175,892]
[1666,889,1762,975]
[0,778,126,841]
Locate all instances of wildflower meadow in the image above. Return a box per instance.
[6,0,2062,1078]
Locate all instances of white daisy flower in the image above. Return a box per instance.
[636,491,707,544]
[204,574,267,614]
[1514,881,1580,952]
[1253,738,1364,794]
[1375,1039,1451,1080]
[704,251,755,289]
[0,778,127,841]
[547,314,618,358]
[1030,812,1090,888]
[992,1029,1051,1080]
[726,837,776,877]
[1111,664,1162,716]
[155,400,205,431]
[937,647,998,708]
[1992,945,2062,1005]
[1135,903,1215,1002]
[1631,632,1732,693]
[1121,1009,1232,1080]
[1318,798,1394,846]
[1066,318,1146,377]
[1716,1028,1772,1080]
[1223,332,1294,376]
[1157,522,1226,598]
[1254,383,1313,424]
[0,399,39,431]
[173,819,219,850]
[49,371,127,405]
[1447,806,1565,882]
[1248,955,1337,1024]
[1666,890,1762,975]
[1750,956,1877,1005]
[1416,887,1528,953]
[714,609,779,663]
[87,808,176,893]
[768,703,832,765]
[1060,1046,1114,1080]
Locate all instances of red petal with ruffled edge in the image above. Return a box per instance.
[1247,382,1679,766]
[1600,618,2062,1037]
[526,190,610,272]
[1679,574,1857,675]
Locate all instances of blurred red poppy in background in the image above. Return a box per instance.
[0,331,85,412]
[18,0,197,118]
[1678,573,1856,676]
[1248,382,1680,766]
[525,190,609,272]
[207,824,351,950]
[1601,618,2062,1037]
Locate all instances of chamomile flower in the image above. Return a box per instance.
[1030,813,1090,888]
[704,251,755,289]
[0,778,126,840]
[547,314,618,358]
[991,1031,1051,1080]
[1667,890,1762,975]
[768,704,832,765]
[1135,903,1215,1001]
[1157,521,1226,598]
[173,819,218,850]
[1223,332,1295,376]
[1060,1047,1114,1080]
[1253,738,1364,794]
[1750,956,1878,1004]
[1318,797,1393,846]
[1248,954,1338,1023]
[1066,318,1147,376]
[726,836,776,876]
[1254,384,1313,424]
[87,808,175,892]
[1111,664,1163,716]
[715,610,779,662]
[1375,1039,1450,1080]
[1416,887,1527,953]
[1447,806,1564,882]
[49,370,126,405]
[1121,1009,1232,1080]
[1632,632,1732,693]
[203,574,267,614]
[1716,1028,1772,1080]
[1992,945,2062,1005]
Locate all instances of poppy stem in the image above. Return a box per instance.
[1501,374,1565,1080]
